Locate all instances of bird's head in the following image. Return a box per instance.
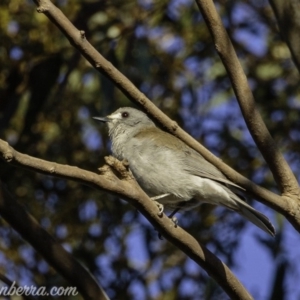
[93,107,155,139]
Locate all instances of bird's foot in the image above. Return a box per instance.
[170,216,178,227]
[167,206,182,227]
[151,194,170,217]
[155,202,164,217]
[157,212,178,240]
[156,215,178,240]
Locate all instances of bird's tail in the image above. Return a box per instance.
[234,197,275,236]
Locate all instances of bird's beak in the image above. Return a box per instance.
[93,116,110,123]
[93,112,122,123]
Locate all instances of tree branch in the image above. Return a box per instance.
[194,0,299,196]
[30,0,288,215]
[0,139,253,300]
[270,0,300,75]
[0,181,110,300]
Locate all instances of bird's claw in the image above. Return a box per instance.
[156,203,164,217]
[156,215,177,240]
[151,194,169,217]
[171,216,178,227]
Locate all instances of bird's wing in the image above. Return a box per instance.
[133,128,244,191]
[181,145,245,190]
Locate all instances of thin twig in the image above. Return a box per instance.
[270,0,300,74]
[194,0,299,196]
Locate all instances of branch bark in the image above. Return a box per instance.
[0,139,253,300]
[30,0,289,215]
[0,181,110,300]
[194,0,299,197]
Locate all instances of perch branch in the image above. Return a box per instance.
[0,139,252,300]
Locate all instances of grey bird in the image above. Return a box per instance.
[93,107,275,236]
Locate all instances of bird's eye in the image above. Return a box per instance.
[122,112,129,118]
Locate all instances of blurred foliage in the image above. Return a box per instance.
[0,0,300,299]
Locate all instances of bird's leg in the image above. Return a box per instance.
[168,207,180,219]
[150,194,170,217]
[167,202,189,227]
[168,208,181,227]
